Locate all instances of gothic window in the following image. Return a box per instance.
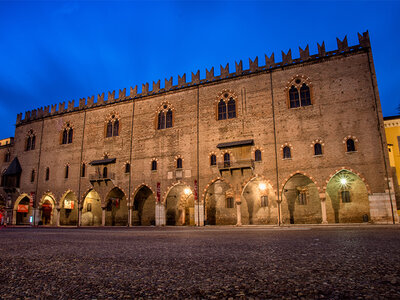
[62,129,68,144]
[157,104,174,130]
[25,131,36,151]
[283,146,291,159]
[30,169,35,183]
[346,139,356,152]
[289,86,300,108]
[68,128,73,143]
[176,158,182,169]
[125,163,130,173]
[255,149,262,161]
[226,197,234,208]
[300,84,311,106]
[45,167,50,181]
[341,190,351,203]
[223,153,230,167]
[287,77,312,108]
[314,143,322,156]
[103,167,108,178]
[217,91,237,120]
[210,154,216,166]
[61,123,73,144]
[106,114,120,137]
[81,164,86,177]
[261,195,268,207]
[218,100,227,120]
[151,160,157,171]
[227,98,236,119]
[65,165,69,179]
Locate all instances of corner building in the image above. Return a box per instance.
[1,31,398,226]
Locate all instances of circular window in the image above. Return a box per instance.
[224,93,229,98]
[295,79,301,84]
[163,105,168,109]
[112,114,115,118]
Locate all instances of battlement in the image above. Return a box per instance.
[16,31,370,125]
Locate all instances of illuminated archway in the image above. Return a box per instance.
[13,194,32,225]
[204,178,235,225]
[39,194,56,225]
[59,191,78,226]
[326,169,370,223]
[165,183,194,226]
[81,189,102,226]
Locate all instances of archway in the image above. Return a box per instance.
[326,170,370,223]
[60,191,78,226]
[241,177,277,225]
[282,173,321,224]
[133,186,155,226]
[39,195,56,225]
[14,195,32,225]
[81,189,102,226]
[204,179,235,225]
[105,187,128,226]
[165,183,194,226]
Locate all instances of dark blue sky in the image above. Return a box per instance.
[0,1,399,138]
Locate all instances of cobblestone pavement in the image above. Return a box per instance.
[1,225,400,299]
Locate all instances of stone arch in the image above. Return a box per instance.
[104,187,128,226]
[81,189,102,226]
[240,175,278,225]
[325,168,370,223]
[13,193,33,225]
[203,177,235,225]
[323,167,371,194]
[281,172,322,224]
[281,171,320,193]
[59,190,78,226]
[132,184,155,226]
[164,181,194,225]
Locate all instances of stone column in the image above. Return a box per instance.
[78,205,82,227]
[56,208,61,226]
[128,205,133,227]
[320,193,328,224]
[236,196,242,226]
[101,207,106,226]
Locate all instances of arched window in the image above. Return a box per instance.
[218,99,227,120]
[151,160,157,171]
[177,158,182,169]
[65,165,69,179]
[68,128,73,143]
[341,190,351,203]
[227,98,236,119]
[346,139,356,152]
[62,129,68,144]
[113,119,119,136]
[81,164,85,177]
[255,149,262,161]
[210,154,216,166]
[166,110,173,128]
[289,86,300,108]
[103,166,108,178]
[157,104,174,130]
[106,121,113,137]
[223,153,230,167]
[30,169,35,183]
[31,136,36,150]
[26,136,31,151]
[300,84,311,106]
[314,143,322,156]
[283,146,291,159]
[125,163,130,173]
[45,167,50,181]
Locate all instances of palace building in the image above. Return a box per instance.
[0,31,397,226]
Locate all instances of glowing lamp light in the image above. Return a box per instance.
[340,178,347,185]
[259,183,267,191]
[184,188,191,195]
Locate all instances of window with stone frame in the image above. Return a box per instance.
[65,165,69,179]
[105,114,120,137]
[346,139,356,152]
[30,169,35,183]
[341,190,351,203]
[255,149,262,161]
[176,158,183,169]
[125,163,130,173]
[210,154,217,166]
[314,143,323,156]
[261,195,268,207]
[45,167,50,181]
[61,123,73,144]
[151,160,157,171]
[216,90,237,120]
[226,197,235,208]
[81,163,86,177]
[25,130,36,151]
[287,77,312,109]
[157,103,174,130]
[298,188,307,205]
[283,146,291,159]
[223,153,231,167]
